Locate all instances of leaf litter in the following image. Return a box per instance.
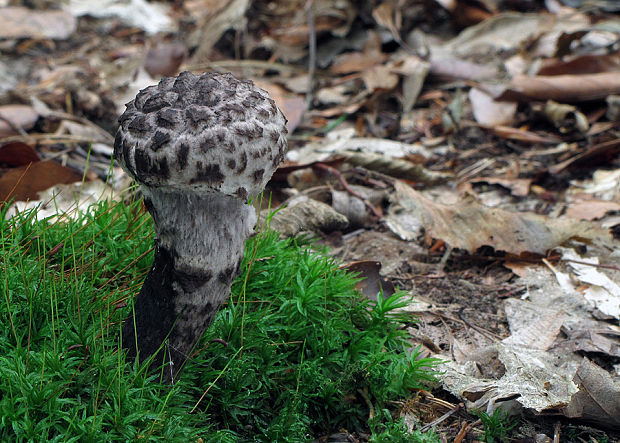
[1,0,619,440]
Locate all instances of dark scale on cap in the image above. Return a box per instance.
[142,95,171,113]
[236,151,248,173]
[253,168,264,183]
[127,115,148,134]
[157,108,179,129]
[234,123,262,140]
[151,131,170,151]
[176,143,189,169]
[191,162,224,185]
[114,71,288,196]
[235,187,248,199]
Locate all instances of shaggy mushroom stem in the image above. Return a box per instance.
[122,189,255,379]
[114,71,288,382]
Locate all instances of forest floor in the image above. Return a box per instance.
[1,0,619,441]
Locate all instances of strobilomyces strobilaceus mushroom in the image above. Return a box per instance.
[114,71,288,382]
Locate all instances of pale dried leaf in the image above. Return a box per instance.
[0,105,38,138]
[343,151,451,184]
[503,298,566,351]
[0,7,77,40]
[268,198,349,237]
[63,0,172,35]
[563,359,620,430]
[469,88,517,126]
[386,180,608,255]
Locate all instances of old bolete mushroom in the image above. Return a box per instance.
[114,71,287,381]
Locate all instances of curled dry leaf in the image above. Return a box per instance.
[469,176,532,197]
[562,359,620,430]
[342,151,451,185]
[268,197,349,237]
[386,180,608,255]
[189,0,249,62]
[543,100,588,133]
[498,72,620,103]
[340,260,395,300]
[469,87,517,127]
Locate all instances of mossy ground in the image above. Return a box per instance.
[0,199,439,442]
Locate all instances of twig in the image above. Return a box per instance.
[562,258,620,272]
[453,420,469,443]
[419,403,461,432]
[313,162,383,218]
[305,0,316,110]
[554,421,561,443]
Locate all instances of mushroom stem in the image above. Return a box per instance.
[122,189,256,382]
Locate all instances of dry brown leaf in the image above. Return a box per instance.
[386,180,607,255]
[145,41,187,77]
[0,160,83,203]
[563,359,620,431]
[0,142,40,167]
[489,125,561,144]
[564,200,620,221]
[499,73,620,103]
[361,65,399,91]
[252,80,305,133]
[469,176,532,197]
[537,54,620,76]
[330,51,388,74]
[340,260,395,300]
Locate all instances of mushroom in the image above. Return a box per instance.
[114,71,288,382]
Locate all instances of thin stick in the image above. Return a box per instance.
[313,163,383,218]
[305,0,316,110]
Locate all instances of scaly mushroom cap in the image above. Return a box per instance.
[114,71,288,199]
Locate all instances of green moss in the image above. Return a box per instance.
[0,200,440,442]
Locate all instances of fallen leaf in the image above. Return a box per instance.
[62,0,173,35]
[503,298,565,351]
[385,180,607,255]
[469,88,517,126]
[0,7,77,40]
[0,104,39,137]
[361,65,399,91]
[498,72,620,103]
[253,80,305,133]
[563,359,620,430]
[340,260,395,300]
[268,197,349,237]
[564,200,620,221]
[145,41,187,77]
[0,142,40,167]
[0,160,83,203]
[330,52,388,74]
[469,176,532,197]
